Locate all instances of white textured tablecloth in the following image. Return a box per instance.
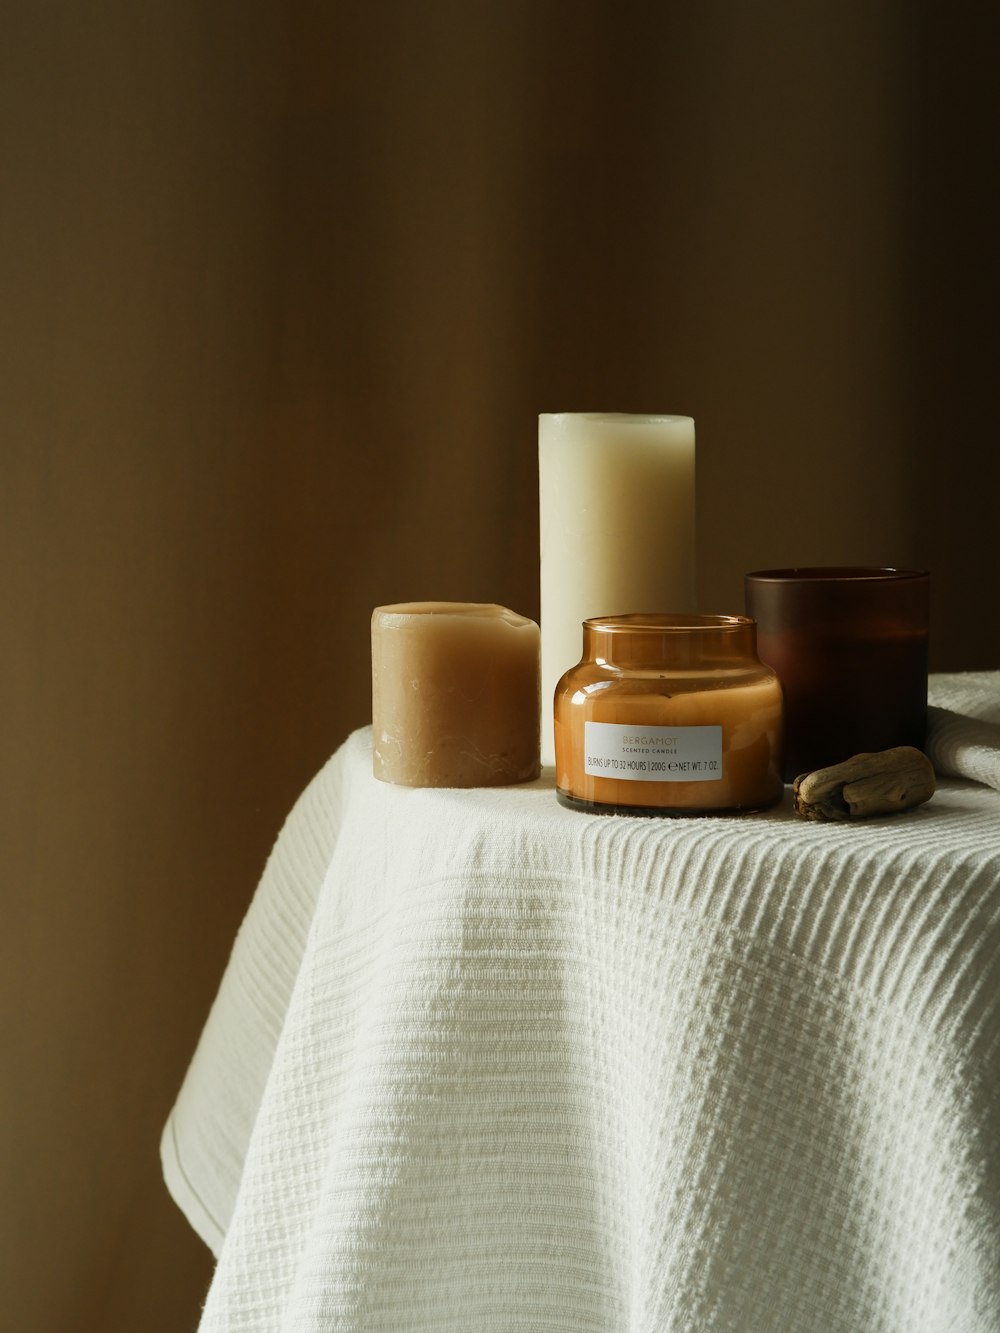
[164,673,1000,1332]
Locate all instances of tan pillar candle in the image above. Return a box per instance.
[371,602,541,787]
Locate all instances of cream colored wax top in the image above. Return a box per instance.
[539,413,696,766]
[371,602,541,788]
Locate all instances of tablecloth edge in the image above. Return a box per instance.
[160,1108,225,1259]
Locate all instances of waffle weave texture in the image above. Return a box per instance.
[164,672,1000,1332]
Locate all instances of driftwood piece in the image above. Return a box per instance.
[793,746,936,822]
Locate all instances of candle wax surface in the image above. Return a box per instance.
[555,669,783,814]
[372,602,541,788]
[539,413,696,767]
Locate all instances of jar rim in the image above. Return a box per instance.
[744,567,928,583]
[584,613,753,633]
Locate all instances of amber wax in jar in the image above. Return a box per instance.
[554,614,784,816]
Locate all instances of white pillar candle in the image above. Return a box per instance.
[539,413,696,766]
[371,602,541,787]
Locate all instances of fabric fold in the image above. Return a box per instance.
[163,674,1000,1332]
[927,671,1000,792]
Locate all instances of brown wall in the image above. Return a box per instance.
[1,3,282,1328]
[2,2,996,1330]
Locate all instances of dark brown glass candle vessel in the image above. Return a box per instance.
[744,567,929,782]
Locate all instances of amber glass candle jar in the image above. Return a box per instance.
[554,614,784,816]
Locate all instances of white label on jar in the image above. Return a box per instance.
[584,721,723,781]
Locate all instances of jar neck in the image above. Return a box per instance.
[582,615,759,669]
